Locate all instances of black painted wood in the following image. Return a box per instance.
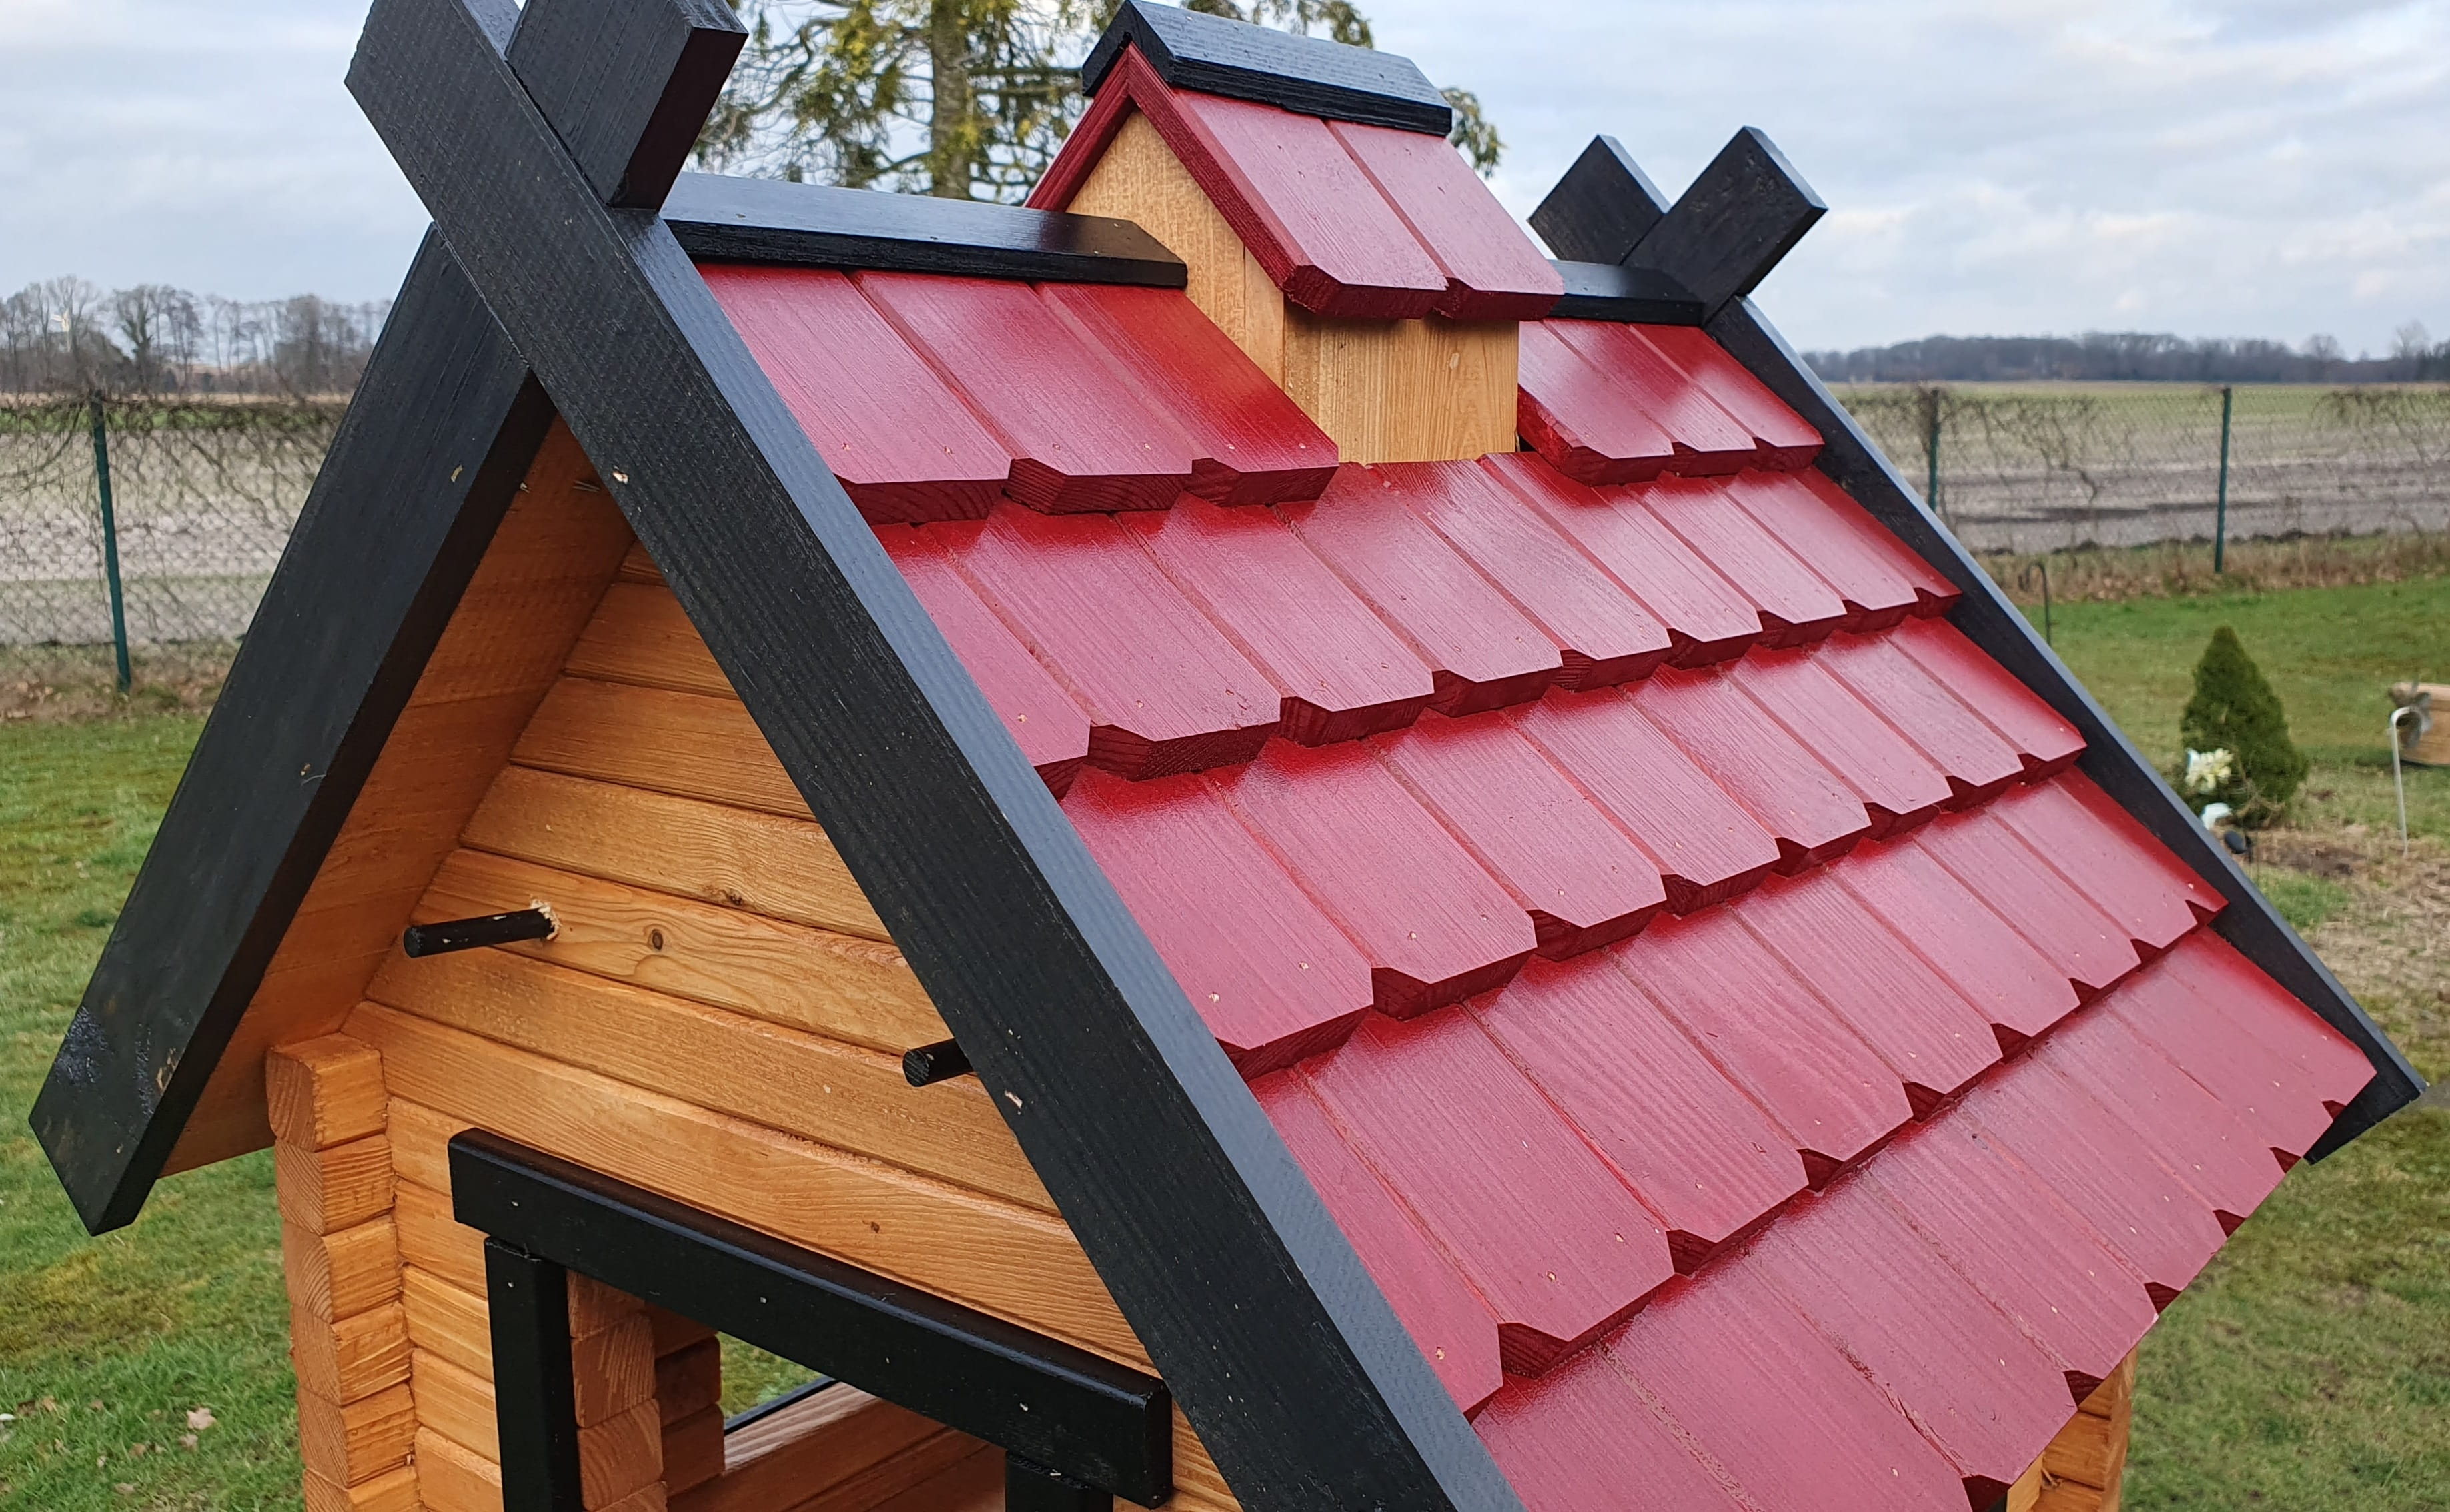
[402,908,557,958]
[1530,135,1668,265]
[1547,259,1704,325]
[1009,1457,1117,1512]
[1626,127,1826,321]
[902,1037,975,1087]
[453,1130,1172,1505]
[505,0,742,209]
[29,235,552,1235]
[484,1238,588,1512]
[1082,0,1453,135]
[662,172,1187,286]
[349,2,1523,1509]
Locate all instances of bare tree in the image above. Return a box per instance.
[111,285,203,392]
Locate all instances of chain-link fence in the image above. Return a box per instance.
[1836,382,2450,554]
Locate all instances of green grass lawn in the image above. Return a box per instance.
[1,574,2445,1509]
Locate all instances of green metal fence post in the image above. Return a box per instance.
[87,391,133,692]
[1924,386,1944,521]
[2213,384,2233,574]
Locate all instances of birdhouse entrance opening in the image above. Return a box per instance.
[448,1130,1174,1512]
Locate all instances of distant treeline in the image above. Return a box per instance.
[1806,326,2449,385]
[1,277,392,397]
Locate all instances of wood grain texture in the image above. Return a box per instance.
[1495,466,1762,664]
[292,1301,413,1403]
[515,676,806,818]
[1629,666,1869,872]
[1634,323,1822,468]
[2036,1012,2283,1231]
[1527,134,1669,267]
[395,1179,489,1297]
[1472,1347,1748,1512]
[1327,119,1560,320]
[1818,630,2028,804]
[1622,127,1826,319]
[1916,813,2141,994]
[416,1425,503,1512]
[1839,837,2081,1050]
[1544,319,1760,474]
[655,1339,720,1425]
[1630,476,1846,646]
[386,1097,470,1193]
[404,1263,493,1378]
[1723,469,1935,629]
[1279,309,1519,465]
[662,1407,724,1497]
[2106,966,2331,1158]
[1994,776,2216,952]
[2169,934,2377,1112]
[303,1465,422,1512]
[1514,321,1677,485]
[412,1346,501,1461]
[578,1398,666,1507]
[277,1134,398,1236]
[565,579,733,697]
[682,1387,944,1512]
[1727,647,1952,835]
[268,1036,392,1151]
[297,1381,418,1489]
[284,1217,404,1324]
[1890,616,2087,779]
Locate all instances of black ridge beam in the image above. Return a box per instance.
[484,1238,588,1512]
[902,1038,975,1087]
[506,0,743,209]
[662,173,1188,287]
[349,1,1521,1507]
[402,907,556,958]
[1531,135,1670,266]
[1082,0,1453,136]
[1547,260,1706,325]
[1625,127,1826,323]
[450,1131,1171,1505]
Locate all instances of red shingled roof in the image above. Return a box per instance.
[695,52,2376,1512]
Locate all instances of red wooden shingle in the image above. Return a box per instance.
[1990,777,2211,953]
[2044,770,2224,924]
[1475,954,1806,1271]
[1611,908,1912,1185]
[1735,871,2000,1118]
[1544,319,1762,474]
[856,271,1197,512]
[1890,616,2086,778]
[1607,1273,1969,1512]
[1727,469,1960,624]
[1303,1012,1674,1374]
[1374,712,1666,958]
[1512,690,1782,914]
[1916,810,2143,996]
[1485,456,1760,666]
[1635,323,1824,470]
[1630,476,1848,647]
[2036,1011,2284,1233]
[1515,323,1679,486]
[1838,836,2081,1050]
[1253,1074,1505,1413]
[700,264,1011,522]
[1062,769,1371,1075]
[2162,933,2375,1113]
[1818,631,2026,804]
[1329,120,1563,321]
[947,508,1279,777]
[1728,648,1952,836]
[1473,1347,1750,1512]
[876,524,1089,792]
[1389,460,1673,688]
[1037,283,1338,506]
[1123,497,1436,745]
[1281,467,1562,715]
[2108,965,2335,1160]
[1630,668,1870,872]
[1213,740,1535,1016]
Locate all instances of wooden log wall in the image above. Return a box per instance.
[2004,1350,2138,1512]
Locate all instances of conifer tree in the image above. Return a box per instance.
[2179,626,2307,821]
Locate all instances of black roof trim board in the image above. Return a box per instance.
[663,173,1189,286]
[1082,0,1454,136]
[1546,259,1705,325]
[504,0,742,208]
[342,0,1524,1508]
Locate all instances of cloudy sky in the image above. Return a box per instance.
[2,0,2444,354]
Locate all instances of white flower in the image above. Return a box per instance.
[2184,748,2235,795]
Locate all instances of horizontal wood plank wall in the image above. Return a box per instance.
[1059,106,1517,465]
[2007,1348,2138,1512]
[167,421,634,1175]
[362,576,1244,1511]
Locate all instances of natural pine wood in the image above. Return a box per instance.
[297,1381,418,1488]
[276,1133,396,1237]
[394,1179,489,1297]
[661,1406,726,1498]
[2010,1347,2138,1512]
[403,1264,492,1379]
[656,1339,721,1425]
[414,1426,503,1512]
[283,1217,402,1324]
[291,1302,412,1403]
[386,1096,467,1193]
[303,1465,420,1512]
[578,1398,667,1508]
[517,676,806,818]
[411,1346,501,1461]
[268,1036,392,1151]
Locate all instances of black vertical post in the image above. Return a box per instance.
[2213,384,2234,574]
[1922,385,1944,525]
[87,392,132,693]
[484,1239,586,1512]
[1007,1454,1115,1512]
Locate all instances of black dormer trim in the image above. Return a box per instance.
[1546,260,1705,325]
[1082,0,1453,137]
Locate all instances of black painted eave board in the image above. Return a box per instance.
[1547,259,1704,325]
[1083,0,1453,136]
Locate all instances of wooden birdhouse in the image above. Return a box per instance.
[33,3,2425,1512]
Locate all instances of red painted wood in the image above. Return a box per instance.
[1302,1012,1674,1373]
[1728,648,1952,836]
[2034,770,2224,926]
[1606,1272,1968,1512]
[1388,459,1673,688]
[1473,1347,1750,1512]
[1916,811,2143,996]
[1631,476,1848,647]
[1890,616,2086,778]
[855,271,1197,513]
[2037,1010,2285,1233]
[1990,778,2210,952]
[1962,1068,2229,1306]
[1329,120,1563,321]
[1213,740,1535,1016]
[1735,870,2001,1117]
[1485,456,1760,666]
[1817,630,2027,804]
[700,263,1011,522]
[1629,667,1870,872]
[1750,1175,2075,1505]
[1038,283,1338,506]
[1545,319,1761,474]
[1061,768,1372,1076]
[1838,836,2081,1049]
[2107,964,2334,1159]
[876,524,1089,793]
[1635,323,1824,470]
[1515,322,1679,486]
[1123,496,1436,745]
[1375,712,1666,957]
[949,507,1279,777]
[1253,1072,1505,1414]
[1281,467,1562,716]
[1476,954,1806,1270]
[1512,690,1782,914]
[1611,908,1912,1184]
[1726,469,1960,626]
[1862,1117,2161,1401]
[2165,933,2376,1112]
